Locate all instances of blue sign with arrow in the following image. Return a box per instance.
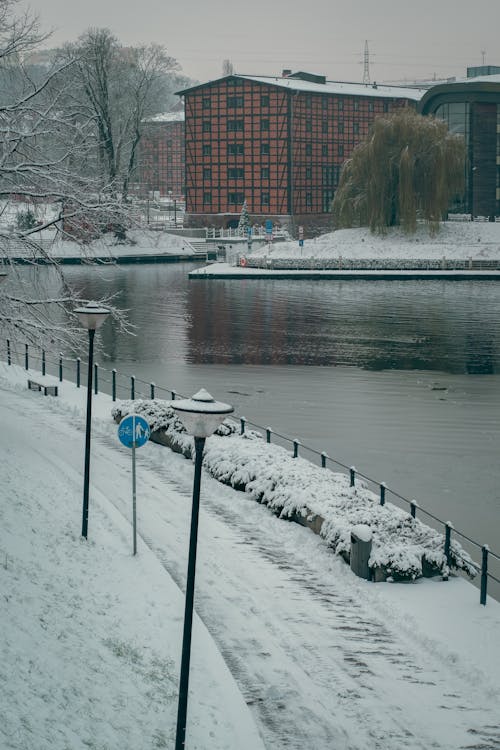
[118,414,150,448]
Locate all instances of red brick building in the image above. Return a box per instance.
[137,111,185,199]
[177,72,424,234]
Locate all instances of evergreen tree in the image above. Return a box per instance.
[237,199,250,235]
[332,108,466,234]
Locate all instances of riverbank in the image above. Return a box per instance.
[191,222,500,277]
[1,361,500,749]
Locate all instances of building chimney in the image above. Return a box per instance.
[282,69,292,78]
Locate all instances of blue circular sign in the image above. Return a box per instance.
[118,414,150,449]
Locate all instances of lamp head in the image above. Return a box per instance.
[74,303,110,331]
[172,388,234,438]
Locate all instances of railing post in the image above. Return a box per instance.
[77,357,81,388]
[131,375,135,400]
[410,500,418,519]
[94,363,98,395]
[150,382,155,400]
[266,427,272,444]
[321,451,328,468]
[350,466,356,487]
[444,522,453,572]
[171,390,177,400]
[59,353,63,382]
[380,482,386,506]
[25,343,28,370]
[42,350,46,376]
[112,369,116,401]
[293,439,299,458]
[240,416,246,435]
[480,545,489,606]
[6,339,10,366]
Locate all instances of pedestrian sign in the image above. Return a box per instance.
[118,414,150,448]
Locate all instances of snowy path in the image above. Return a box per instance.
[4,379,500,750]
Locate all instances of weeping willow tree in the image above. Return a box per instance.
[332,108,466,234]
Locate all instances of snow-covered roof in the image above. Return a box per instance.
[144,111,184,123]
[238,75,426,101]
[177,74,426,101]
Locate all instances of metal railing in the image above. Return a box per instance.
[4,338,499,606]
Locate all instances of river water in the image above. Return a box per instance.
[49,261,500,592]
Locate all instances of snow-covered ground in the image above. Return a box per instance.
[249,222,500,260]
[1,361,500,750]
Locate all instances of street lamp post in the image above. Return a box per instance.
[172,389,233,750]
[75,303,110,539]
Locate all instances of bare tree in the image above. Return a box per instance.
[0,3,131,348]
[332,108,466,235]
[61,29,180,199]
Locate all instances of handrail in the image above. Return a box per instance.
[3,337,498,605]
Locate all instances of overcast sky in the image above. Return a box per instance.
[24,0,500,85]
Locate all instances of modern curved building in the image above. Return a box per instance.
[419,75,500,218]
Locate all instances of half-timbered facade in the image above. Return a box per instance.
[137,112,185,199]
[178,72,424,234]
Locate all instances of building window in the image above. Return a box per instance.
[202,144,211,156]
[338,144,344,157]
[322,165,338,186]
[227,95,244,107]
[338,99,344,111]
[261,95,270,107]
[368,101,374,112]
[338,122,344,134]
[261,167,270,179]
[203,191,212,203]
[305,192,312,208]
[228,119,244,131]
[262,192,270,206]
[322,144,328,156]
[228,143,244,155]
[202,97,211,109]
[306,166,312,180]
[305,143,312,156]
[322,121,328,134]
[383,101,390,112]
[353,122,360,135]
[322,97,328,110]
[229,192,245,204]
[306,120,312,132]
[261,118,270,131]
[261,142,270,155]
[228,167,244,179]
[353,100,359,111]
[203,167,211,180]
[322,189,334,212]
[202,120,211,133]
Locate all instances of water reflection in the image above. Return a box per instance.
[186,278,500,373]
[21,263,500,374]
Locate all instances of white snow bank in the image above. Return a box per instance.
[0,369,264,750]
[249,222,500,260]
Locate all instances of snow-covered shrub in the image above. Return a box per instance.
[111,399,477,582]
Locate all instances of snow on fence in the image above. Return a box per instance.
[3,338,499,605]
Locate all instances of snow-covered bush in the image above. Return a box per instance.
[112,399,477,582]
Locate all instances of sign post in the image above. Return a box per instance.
[298,225,304,254]
[265,219,273,246]
[118,414,151,555]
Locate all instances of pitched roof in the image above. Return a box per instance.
[176,73,426,101]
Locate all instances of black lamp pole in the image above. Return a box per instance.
[175,435,205,750]
[81,327,95,539]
